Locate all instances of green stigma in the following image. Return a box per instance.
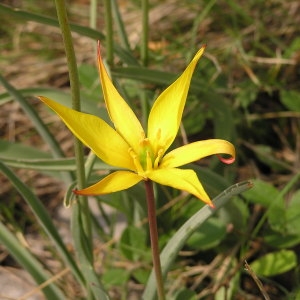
[139,138,155,171]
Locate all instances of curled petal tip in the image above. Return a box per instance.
[217,154,235,165]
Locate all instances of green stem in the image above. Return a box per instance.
[54,0,92,263]
[141,0,149,66]
[89,0,97,29]
[144,180,165,300]
[89,0,97,56]
[141,0,149,127]
[103,0,114,65]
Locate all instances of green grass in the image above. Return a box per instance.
[0,1,300,299]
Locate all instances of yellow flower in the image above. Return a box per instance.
[39,43,235,207]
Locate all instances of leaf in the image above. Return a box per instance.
[119,226,147,261]
[281,90,300,112]
[268,199,286,233]
[265,230,300,249]
[0,140,115,172]
[244,180,288,232]
[250,250,297,277]
[285,190,300,235]
[102,268,129,287]
[284,37,300,58]
[132,268,151,285]
[243,179,279,206]
[0,139,51,160]
[218,196,250,230]
[0,87,69,106]
[173,289,197,300]
[186,217,226,250]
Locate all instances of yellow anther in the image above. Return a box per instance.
[128,148,144,174]
[140,137,150,147]
[154,148,164,168]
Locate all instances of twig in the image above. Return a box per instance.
[244,260,270,300]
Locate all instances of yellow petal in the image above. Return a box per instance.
[147,47,205,155]
[161,139,235,168]
[38,96,135,170]
[74,170,142,195]
[148,168,212,206]
[97,43,145,153]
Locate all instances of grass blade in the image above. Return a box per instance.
[0,161,85,290]
[111,0,131,51]
[0,4,138,66]
[0,74,74,184]
[0,221,65,299]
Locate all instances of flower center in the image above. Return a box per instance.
[128,137,165,178]
[129,138,164,176]
[139,138,155,171]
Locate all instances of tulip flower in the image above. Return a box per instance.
[39,43,235,207]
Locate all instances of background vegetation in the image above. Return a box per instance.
[0,0,300,299]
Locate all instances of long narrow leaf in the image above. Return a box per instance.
[143,181,253,300]
[1,156,115,172]
[0,75,65,160]
[71,202,110,300]
[0,74,74,184]
[0,87,98,115]
[0,88,71,106]
[0,139,114,172]
[0,4,138,66]
[111,0,131,51]
[0,221,65,299]
[0,162,85,290]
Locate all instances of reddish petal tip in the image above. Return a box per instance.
[72,189,80,195]
[208,202,215,209]
[217,154,235,165]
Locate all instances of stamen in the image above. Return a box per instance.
[128,148,144,174]
[140,137,150,147]
[154,148,164,168]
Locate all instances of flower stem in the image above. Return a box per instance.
[144,180,165,300]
